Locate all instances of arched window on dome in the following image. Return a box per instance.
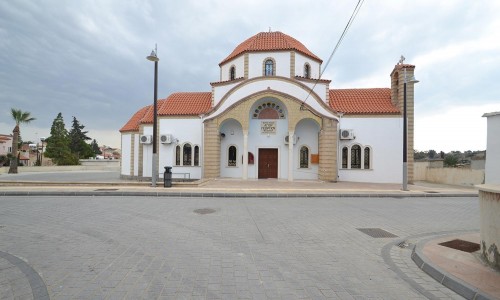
[229,66,236,80]
[264,58,275,76]
[304,63,311,79]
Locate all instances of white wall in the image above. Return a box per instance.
[120,134,131,175]
[158,118,203,179]
[220,55,245,81]
[295,53,321,78]
[133,134,139,176]
[220,119,243,178]
[248,52,290,78]
[485,113,500,184]
[338,117,403,183]
[293,119,319,180]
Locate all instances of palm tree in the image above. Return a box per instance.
[8,109,35,174]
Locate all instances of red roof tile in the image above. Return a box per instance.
[220,31,322,66]
[121,93,213,132]
[329,88,400,115]
[119,105,150,132]
[158,92,212,116]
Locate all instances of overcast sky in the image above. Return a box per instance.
[1,0,498,151]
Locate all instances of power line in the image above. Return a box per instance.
[301,0,364,108]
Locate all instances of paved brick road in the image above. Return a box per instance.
[0,196,478,299]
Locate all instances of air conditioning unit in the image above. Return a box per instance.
[340,129,354,140]
[160,134,172,144]
[284,135,297,145]
[139,135,152,144]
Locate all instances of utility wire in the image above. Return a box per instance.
[301,0,364,108]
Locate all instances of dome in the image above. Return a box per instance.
[219,31,322,66]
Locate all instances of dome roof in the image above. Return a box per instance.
[220,31,322,66]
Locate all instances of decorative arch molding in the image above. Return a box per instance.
[210,90,323,132]
[206,76,337,121]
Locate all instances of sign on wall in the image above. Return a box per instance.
[261,121,276,134]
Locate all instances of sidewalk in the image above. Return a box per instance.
[0,171,479,197]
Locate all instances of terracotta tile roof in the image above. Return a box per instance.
[220,31,322,66]
[121,92,213,132]
[158,92,212,116]
[119,105,150,132]
[329,88,400,115]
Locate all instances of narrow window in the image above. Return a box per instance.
[194,145,199,166]
[351,145,361,169]
[300,146,309,168]
[364,147,370,169]
[175,145,181,166]
[229,66,235,80]
[342,147,348,168]
[265,59,274,76]
[228,146,237,166]
[304,63,310,78]
[183,144,192,166]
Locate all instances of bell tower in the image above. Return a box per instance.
[390,57,417,184]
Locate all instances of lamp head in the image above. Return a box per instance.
[146,50,159,62]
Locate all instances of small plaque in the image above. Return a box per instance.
[261,121,276,134]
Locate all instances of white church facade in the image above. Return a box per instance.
[120,31,417,183]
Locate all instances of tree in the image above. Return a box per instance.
[68,116,92,158]
[8,109,35,174]
[44,113,79,165]
[90,139,102,157]
[444,153,459,167]
[428,150,437,159]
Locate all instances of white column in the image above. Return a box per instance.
[288,131,294,181]
[243,130,248,180]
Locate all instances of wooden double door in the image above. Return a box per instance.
[258,148,278,179]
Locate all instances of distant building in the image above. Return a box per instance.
[0,134,13,156]
[483,111,500,184]
[120,31,417,183]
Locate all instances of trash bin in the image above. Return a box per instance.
[163,166,172,188]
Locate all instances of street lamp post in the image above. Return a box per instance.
[402,67,419,191]
[147,46,159,187]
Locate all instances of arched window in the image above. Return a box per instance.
[175,145,181,166]
[264,59,274,76]
[342,147,348,169]
[194,145,200,166]
[229,66,235,80]
[304,63,310,78]
[300,146,309,168]
[183,144,192,166]
[364,147,370,169]
[228,145,237,166]
[351,145,361,169]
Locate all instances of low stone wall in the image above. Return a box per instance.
[0,160,120,173]
[414,162,484,186]
[477,185,500,270]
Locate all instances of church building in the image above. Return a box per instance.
[120,31,417,183]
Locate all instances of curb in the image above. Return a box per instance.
[0,190,479,198]
[411,237,494,300]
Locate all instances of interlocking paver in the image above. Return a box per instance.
[0,195,479,299]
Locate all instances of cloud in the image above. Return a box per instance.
[0,0,499,152]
